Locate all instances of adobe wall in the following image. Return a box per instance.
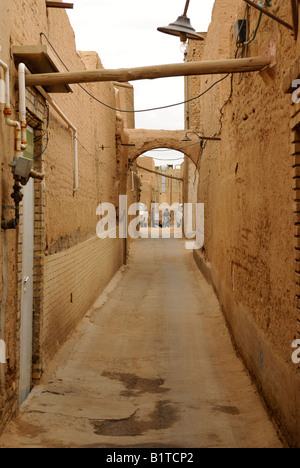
[138,156,156,212]
[114,82,135,130]
[183,34,206,228]
[0,0,136,430]
[0,0,24,427]
[155,166,183,206]
[125,129,200,167]
[190,0,300,446]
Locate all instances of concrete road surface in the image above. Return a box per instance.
[0,238,282,448]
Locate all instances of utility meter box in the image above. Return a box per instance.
[234,20,247,45]
[12,156,32,179]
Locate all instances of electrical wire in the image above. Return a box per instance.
[51,115,186,170]
[140,138,209,155]
[33,103,50,159]
[244,11,263,45]
[78,75,230,114]
[40,32,230,114]
[242,0,271,46]
[210,4,249,139]
[49,116,118,173]
[76,136,118,173]
[141,155,184,161]
[37,32,230,165]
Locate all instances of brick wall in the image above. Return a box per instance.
[138,157,156,212]
[42,236,124,367]
[0,0,136,432]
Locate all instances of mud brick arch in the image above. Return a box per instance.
[125,129,204,169]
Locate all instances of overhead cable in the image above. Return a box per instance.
[40,32,230,114]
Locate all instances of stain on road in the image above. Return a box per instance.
[102,371,169,396]
[93,400,179,437]
[0,238,283,448]
[212,405,240,415]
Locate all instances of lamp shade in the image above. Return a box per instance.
[158,15,204,42]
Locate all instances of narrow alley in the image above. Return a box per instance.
[2,0,300,450]
[0,238,282,448]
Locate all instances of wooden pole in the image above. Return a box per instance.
[291,0,299,39]
[46,2,74,8]
[25,56,271,88]
[183,0,191,17]
[137,164,183,182]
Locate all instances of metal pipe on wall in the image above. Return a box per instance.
[34,84,79,193]
[18,63,78,192]
[0,58,22,158]
[0,233,8,394]
[18,64,28,152]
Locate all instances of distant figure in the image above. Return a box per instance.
[151,205,155,228]
[163,209,170,228]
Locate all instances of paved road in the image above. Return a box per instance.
[0,238,282,448]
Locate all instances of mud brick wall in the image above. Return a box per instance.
[0,0,135,432]
[190,0,300,446]
[42,236,124,367]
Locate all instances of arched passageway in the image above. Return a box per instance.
[125,129,201,169]
[137,150,184,220]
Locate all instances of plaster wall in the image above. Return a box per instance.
[0,0,135,430]
[189,0,300,445]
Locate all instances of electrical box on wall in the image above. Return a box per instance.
[234,20,247,45]
[9,156,32,180]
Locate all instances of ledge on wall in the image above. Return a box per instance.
[193,248,213,287]
[12,44,73,94]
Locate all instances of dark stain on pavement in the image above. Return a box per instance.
[102,371,169,396]
[212,405,240,415]
[92,400,179,437]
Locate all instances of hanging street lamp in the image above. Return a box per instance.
[157,0,204,52]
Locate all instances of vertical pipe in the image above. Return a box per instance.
[0,58,22,158]
[18,64,26,123]
[35,86,79,193]
[73,130,78,193]
[18,64,27,151]
[0,58,10,108]
[0,232,8,395]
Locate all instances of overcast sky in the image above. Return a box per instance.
[67,0,215,165]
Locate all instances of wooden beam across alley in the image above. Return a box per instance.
[25,56,271,88]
